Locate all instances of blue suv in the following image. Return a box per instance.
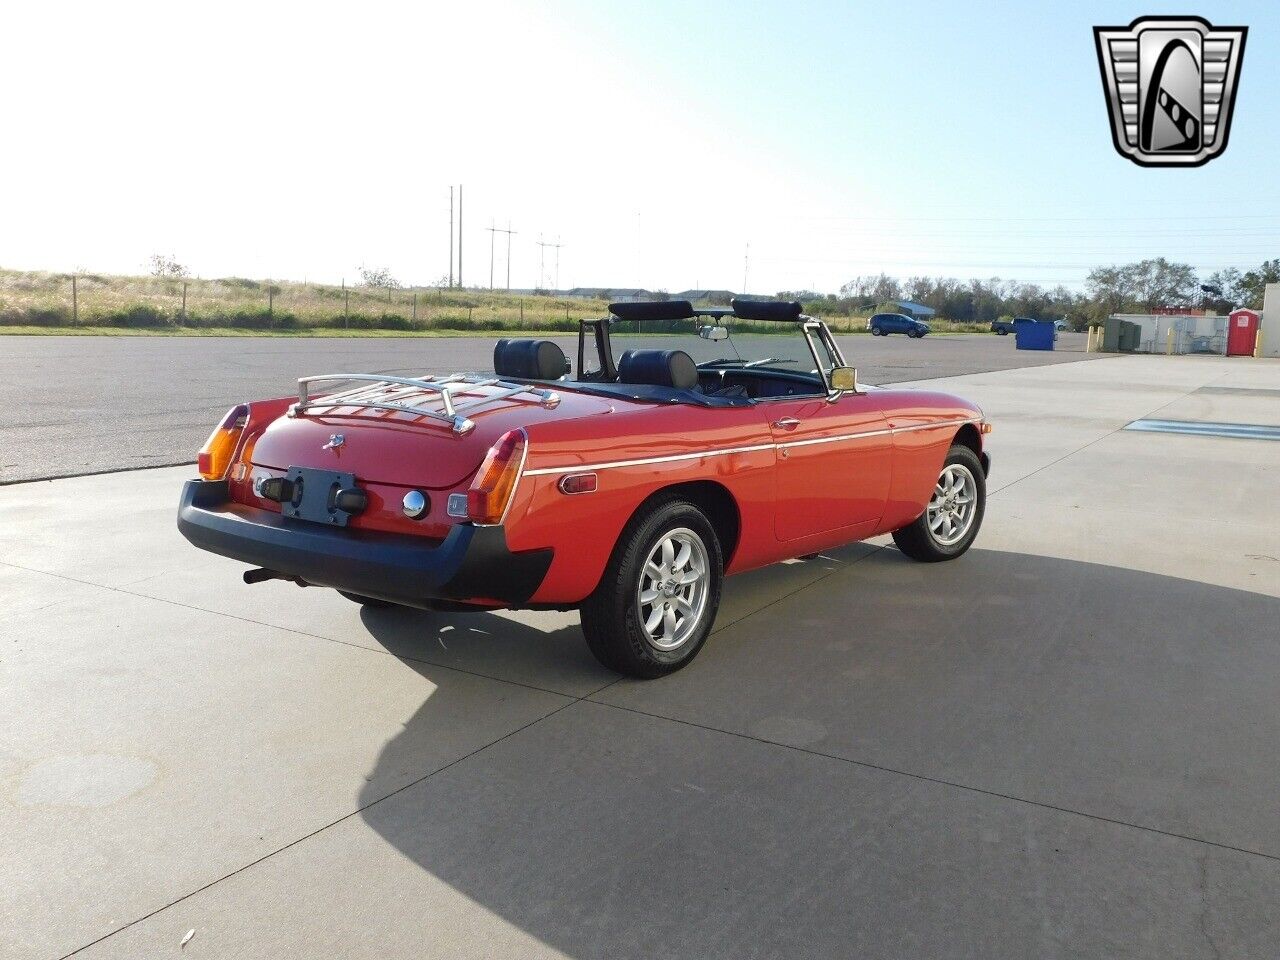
[869,312,930,338]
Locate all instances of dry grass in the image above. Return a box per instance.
[0,268,611,332]
[0,267,993,335]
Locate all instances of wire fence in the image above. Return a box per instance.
[0,272,609,333]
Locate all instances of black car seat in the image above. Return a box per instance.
[616,349,699,390]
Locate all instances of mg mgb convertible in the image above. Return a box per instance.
[178,298,990,677]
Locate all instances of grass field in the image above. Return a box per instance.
[0,268,992,335]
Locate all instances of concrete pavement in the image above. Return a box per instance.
[2,353,1278,959]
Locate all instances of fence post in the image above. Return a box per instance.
[181,281,187,322]
[519,299,524,324]
[343,279,349,329]
[268,282,274,323]
[412,292,417,324]
[71,275,78,325]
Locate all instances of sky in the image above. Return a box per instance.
[2,0,1277,294]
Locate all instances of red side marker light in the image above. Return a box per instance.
[558,472,597,495]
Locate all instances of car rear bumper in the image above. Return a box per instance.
[177,479,552,609]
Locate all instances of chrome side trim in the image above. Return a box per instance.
[778,427,894,449]
[524,442,776,476]
[523,418,981,476]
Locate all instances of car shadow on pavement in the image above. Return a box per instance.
[347,547,1280,959]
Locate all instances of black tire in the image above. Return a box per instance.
[870,326,883,336]
[996,328,1009,335]
[907,329,921,339]
[339,590,394,608]
[892,444,985,562]
[580,499,723,678]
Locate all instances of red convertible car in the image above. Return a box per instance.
[179,298,989,677]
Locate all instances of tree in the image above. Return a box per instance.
[1125,258,1198,311]
[358,265,400,290]
[148,253,188,280]
[1085,264,1132,316]
[1200,267,1243,313]
[1239,259,1280,309]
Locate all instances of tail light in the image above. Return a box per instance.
[467,429,527,525]
[197,404,249,480]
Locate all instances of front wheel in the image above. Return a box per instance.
[870,326,883,336]
[907,329,921,339]
[892,445,985,562]
[580,500,723,678]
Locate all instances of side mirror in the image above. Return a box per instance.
[698,325,729,342]
[828,366,859,393]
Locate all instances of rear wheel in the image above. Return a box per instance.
[892,445,985,562]
[580,499,723,678]
[996,328,1009,335]
[870,326,883,336]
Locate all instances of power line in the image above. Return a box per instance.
[535,237,564,291]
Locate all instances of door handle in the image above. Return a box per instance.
[771,417,801,430]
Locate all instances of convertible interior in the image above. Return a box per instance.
[493,338,826,407]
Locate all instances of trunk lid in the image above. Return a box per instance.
[250,379,615,489]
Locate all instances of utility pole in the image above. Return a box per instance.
[536,237,564,292]
[505,221,515,291]
[537,234,545,291]
[487,219,496,290]
[486,222,517,291]
[743,242,750,294]
[448,187,454,288]
[457,183,463,289]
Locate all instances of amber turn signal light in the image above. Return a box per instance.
[197,404,249,480]
[467,429,527,525]
[979,421,993,434]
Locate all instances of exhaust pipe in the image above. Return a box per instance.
[243,568,308,587]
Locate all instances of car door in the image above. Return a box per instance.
[766,392,892,541]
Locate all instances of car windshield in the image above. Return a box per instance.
[611,318,837,379]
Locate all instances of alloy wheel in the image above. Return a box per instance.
[636,528,710,651]
[927,464,977,546]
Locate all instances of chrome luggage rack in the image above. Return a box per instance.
[289,373,561,435]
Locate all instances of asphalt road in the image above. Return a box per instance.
[0,331,1092,483]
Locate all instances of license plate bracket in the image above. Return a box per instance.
[281,466,359,527]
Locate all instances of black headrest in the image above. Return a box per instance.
[609,300,694,322]
[617,349,698,390]
[493,339,569,380]
[731,298,803,322]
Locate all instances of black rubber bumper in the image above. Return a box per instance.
[177,480,552,608]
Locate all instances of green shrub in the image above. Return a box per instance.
[100,305,171,328]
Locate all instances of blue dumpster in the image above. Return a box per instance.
[1013,318,1055,351]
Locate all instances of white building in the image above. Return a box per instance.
[1262,283,1280,358]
